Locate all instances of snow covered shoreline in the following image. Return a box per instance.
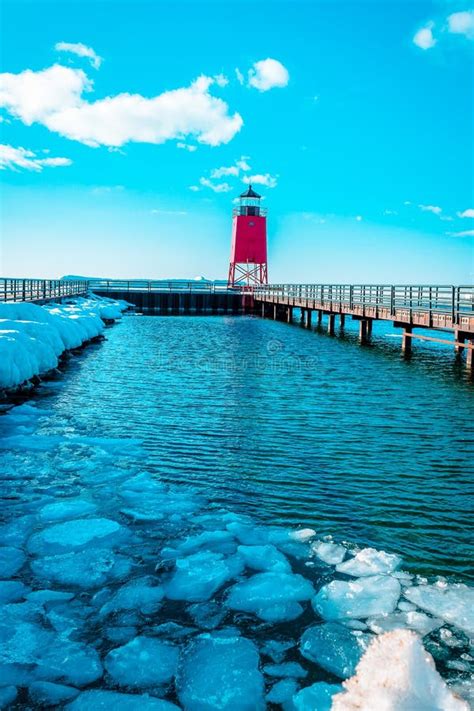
[0,295,131,395]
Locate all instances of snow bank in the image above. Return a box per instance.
[0,295,129,390]
[332,629,469,710]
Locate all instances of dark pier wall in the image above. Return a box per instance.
[94,290,245,315]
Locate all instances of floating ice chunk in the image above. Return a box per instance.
[99,577,164,617]
[237,544,291,573]
[188,601,226,630]
[266,678,299,704]
[226,572,314,622]
[0,546,26,577]
[0,515,35,547]
[226,521,269,546]
[261,639,295,663]
[336,548,402,577]
[311,541,347,566]
[165,551,243,603]
[404,583,474,636]
[67,690,180,710]
[0,580,29,603]
[175,530,237,557]
[289,528,316,543]
[0,686,17,708]
[36,639,103,686]
[398,600,417,612]
[332,629,469,710]
[31,547,132,588]
[39,499,97,522]
[176,634,264,710]
[293,682,343,711]
[29,681,79,705]
[300,623,371,678]
[263,662,308,678]
[313,575,401,620]
[26,589,75,604]
[367,610,442,636]
[105,636,179,689]
[121,488,201,522]
[28,517,127,555]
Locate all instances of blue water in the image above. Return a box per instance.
[23,314,474,581]
[1,313,474,708]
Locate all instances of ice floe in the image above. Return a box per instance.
[99,576,164,617]
[105,636,179,689]
[28,517,128,555]
[300,622,371,678]
[313,574,401,620]
[176,634,264,710]
[335,547,402,577]
[67,690,180,710]
[266,678,299,704]
[165,551,244,602]
[332,629,469,710]
[293,682,343,711]
[226,571,314,622]
[311,540,347,566]
[404,582,474,637]
[263,661,308,678]
[0,546,26,577]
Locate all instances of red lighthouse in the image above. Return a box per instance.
[227,184,268,287]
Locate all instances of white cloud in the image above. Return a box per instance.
[418,204,442,214]
[355,215,363,222]
[211,164,239,178]
[450,229,474,237]
[0,143,72,171]
[457,208,474,218]
[447,10,474,38]
[213,73,229,87]
[243,173,278,188]
[177,142,197,152]
[404,200,412,205]
[236,156,251,171]
[383,209,398,216]
[199,177,232,193]
[0,64,243,148]
[247,58,289,91]
[413,22,437,49]
[189,185,200,192]
[235,68,244,85]
[55,41,103,69]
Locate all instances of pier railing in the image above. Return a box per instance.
[89,279,233,294]
[253,284,474,324]
[0,279,89,303]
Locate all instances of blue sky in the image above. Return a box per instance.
[1,0,473,282]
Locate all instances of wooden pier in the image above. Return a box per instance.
[253,284,474,369]
[2,278,473,370]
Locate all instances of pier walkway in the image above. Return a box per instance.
[254,283,474,367]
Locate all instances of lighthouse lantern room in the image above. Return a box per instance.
[227,184,268,287]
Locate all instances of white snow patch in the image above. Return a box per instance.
[332,629,469,710]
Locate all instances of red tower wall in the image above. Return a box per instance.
[230,215,267,264]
